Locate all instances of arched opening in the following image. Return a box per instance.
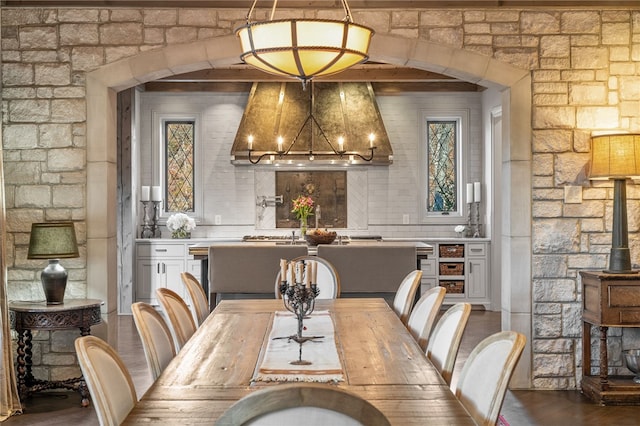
[86,33,532,386]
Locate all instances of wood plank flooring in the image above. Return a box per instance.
[5,309,640,425]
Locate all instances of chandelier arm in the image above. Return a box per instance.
[248,149,277,165]
[269,0,278,21]
[346,147,376,162]
[285,114,313,155]
[245,0,259,22]
[341,0,354,22]
[310,114,342,155]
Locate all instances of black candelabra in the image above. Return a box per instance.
[278,260,321,365]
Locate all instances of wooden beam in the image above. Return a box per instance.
[3,0,636,8]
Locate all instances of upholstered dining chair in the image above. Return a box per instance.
[181,271,210,326]
[452,330,526,426]
[406,286,446,351]
[74,335,137,426]
[274,255,341,299]
[392,269,422,325]
[425,302,471,385]
[156,287,197,352]
[131,301,176,381]
[215,383,391,426]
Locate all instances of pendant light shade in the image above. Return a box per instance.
[235,0,374,85]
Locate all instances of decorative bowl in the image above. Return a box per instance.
[304,229,337,246]
[623,349,640,383]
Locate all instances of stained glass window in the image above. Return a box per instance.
[427,120,457,213]
[165,121,195,212]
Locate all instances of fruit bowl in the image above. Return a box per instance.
[304,229,337,246]
[623,349,640,383]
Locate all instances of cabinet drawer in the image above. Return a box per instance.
[467,243,486,257]
[420,259,437,277]
[136,243,185,258]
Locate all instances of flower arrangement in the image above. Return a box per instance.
[166,213,196,239]
[454,225,466,234]
[291,195,314,234]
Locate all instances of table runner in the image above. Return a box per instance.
[252,311,344,383]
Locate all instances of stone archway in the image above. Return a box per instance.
[86,33,532,387]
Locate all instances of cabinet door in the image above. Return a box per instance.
[467,258,487,299]
[162,259,186,299]
[136,259,164,306]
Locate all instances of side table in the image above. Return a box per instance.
[580,271,640,405]
[9,299,103,407]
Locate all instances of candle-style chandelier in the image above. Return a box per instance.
[235,0,374,87]
[246,81,376,165]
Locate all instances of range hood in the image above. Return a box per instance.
[230,81,393,165]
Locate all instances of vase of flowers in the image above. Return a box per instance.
[291,195,314,238]
[166,213,196,239]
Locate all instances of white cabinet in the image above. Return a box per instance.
[420,240,490,308]
[135,241,188,306]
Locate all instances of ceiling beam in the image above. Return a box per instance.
[2,0,636,7]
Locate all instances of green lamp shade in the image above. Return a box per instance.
[27,222,79,259]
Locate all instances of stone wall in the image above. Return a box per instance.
[2,6,639,388]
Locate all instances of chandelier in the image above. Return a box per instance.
[246,82,377,165]
[235,0,374,87]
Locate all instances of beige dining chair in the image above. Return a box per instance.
[156,287,197,352]
[425,302,471,385]
[181,271,210,326]
[406,286,446,351]
[215,383,391,426]
[392,269,422,325]
[74,335,137,426]
[131,301,176,381]
[452,330,526,426]
[274,255,341,299]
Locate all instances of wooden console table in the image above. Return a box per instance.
[9,299,103,407]
[580,271,640,405]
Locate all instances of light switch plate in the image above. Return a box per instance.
[564,185,582,204]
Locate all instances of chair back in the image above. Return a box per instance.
[392,270,422,325]
[181,271,210,326]
[406,286,446,351]
[453,330,526,426]
[131,301,176,381]
[74,335,137,426]
[274,256,341,299]
[156,287,197,351]
[216,383,390,426]
[425,302,471,385]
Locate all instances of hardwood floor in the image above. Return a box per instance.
[5,309,640,425]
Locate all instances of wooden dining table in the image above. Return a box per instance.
[123,298,475,425]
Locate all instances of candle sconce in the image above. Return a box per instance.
[277,260,321,365]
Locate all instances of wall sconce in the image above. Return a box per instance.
[27,222,80,304]
[589,134,640,273]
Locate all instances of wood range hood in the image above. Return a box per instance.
[230,81,394,166]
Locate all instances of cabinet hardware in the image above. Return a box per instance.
[155,249,168,252]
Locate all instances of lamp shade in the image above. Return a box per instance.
[27,222,79,259]
[589,134,640,180]
[236,18,373,83]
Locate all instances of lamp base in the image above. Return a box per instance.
[41,259,68,305]
[605,247,639,274]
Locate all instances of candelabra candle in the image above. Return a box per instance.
[278,260,321,365]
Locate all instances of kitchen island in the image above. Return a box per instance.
[188,240,433,307]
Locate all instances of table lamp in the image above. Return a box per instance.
[589,134,640,273]
[27,222,79,304]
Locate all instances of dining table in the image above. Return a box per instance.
[123,298,475,425]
